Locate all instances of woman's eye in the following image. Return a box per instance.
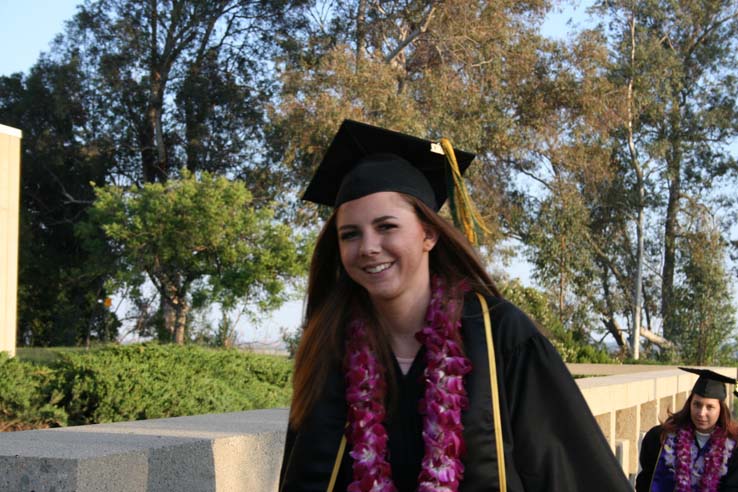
[339,231,358,241]
[378,223,397,231]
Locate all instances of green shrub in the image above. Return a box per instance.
[502,280,614,363]
[50,344,293,425]
[16,346,90,365]
[0,353,67,431]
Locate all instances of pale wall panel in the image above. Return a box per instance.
[0,124,22,357]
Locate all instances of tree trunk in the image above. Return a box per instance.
[143,101,167,183]
[599,261,628,353]
[627,9,642,360]
[601,317,629,352]
[632,204,644,360]
[142,0,168,183]
[661,141,681,340]
[184,64,203,174]
[161,294,176,342]
[639,326,675,350]
[174,300,189,345]
[559,235,565,323]
[356,0,367,71]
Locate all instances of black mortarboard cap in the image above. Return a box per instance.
[680,367,738,400]
[302,120,475,211]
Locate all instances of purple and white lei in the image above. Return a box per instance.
[662,427,735,492]
[344,277,472,492]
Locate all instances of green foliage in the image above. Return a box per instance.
[591,0,738,354]
[281,327,302,359]
[79,170,307,343]
[3,0,737,360]
[2,0,312,348]
[502,279,565,335]
[501,280,613,363]
[0,59,119,346]
[60,0,311,185]
[2,345,293,430]
[0,353,67,431]
[48,344,292,425]
[16,346,90,366]
[671,218,736,365]
[525,182,595,304]
[269,0,550,246]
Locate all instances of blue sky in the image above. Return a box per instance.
[0,1,81,76]
[1,1,591,76]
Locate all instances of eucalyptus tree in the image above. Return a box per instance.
[670,211,735,364]
[589,0,738,356]
[58,0,310,187]
[516,0,738,359]
[268,0,552,242]
[268,0,644,350]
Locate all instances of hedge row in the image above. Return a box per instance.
[0,344,292,430]
[0,353,67,431]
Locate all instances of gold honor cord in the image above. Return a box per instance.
[327,434,347,492]
[477,292,507,492]
[439,138,491,245]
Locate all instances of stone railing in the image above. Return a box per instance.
[0,409,288,492]
[1,365,735,491]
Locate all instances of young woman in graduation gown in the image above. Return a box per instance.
[279,120,632,492]
[635,368,738,492]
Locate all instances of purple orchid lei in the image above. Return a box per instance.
[668,426,733,492]
[344,276,472,492]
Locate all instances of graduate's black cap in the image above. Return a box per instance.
[680,367,738,400]
[302,119,475,211]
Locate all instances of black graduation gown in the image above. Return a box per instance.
[635,424,738,492]
[279,293,632,492]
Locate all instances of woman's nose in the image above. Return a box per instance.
[359,232,381,255]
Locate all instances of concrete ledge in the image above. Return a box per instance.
[568,363,737,378]
[574,366,736,415]
[0,409,288,492]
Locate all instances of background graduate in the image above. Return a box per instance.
[279,119,632,492]
[636,368,738,492]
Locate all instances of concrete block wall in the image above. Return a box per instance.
[0,124,21,358]
[0,409,288,492]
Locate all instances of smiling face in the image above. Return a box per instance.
[336,192,438,304]
[690,394,722,432]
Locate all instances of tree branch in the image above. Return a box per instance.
[640,326,675,349]
[384,4,437,64]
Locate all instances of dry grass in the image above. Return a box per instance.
[0,419,51,432]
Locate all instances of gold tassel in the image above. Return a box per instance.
[439,138,490,245]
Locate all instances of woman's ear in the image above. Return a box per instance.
[422,226,439,252]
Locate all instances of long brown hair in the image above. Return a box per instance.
[289,194,502,428]
[661,393,738,441]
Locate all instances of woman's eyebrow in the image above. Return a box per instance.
[372,215,398,224]
[338,215,398,231]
